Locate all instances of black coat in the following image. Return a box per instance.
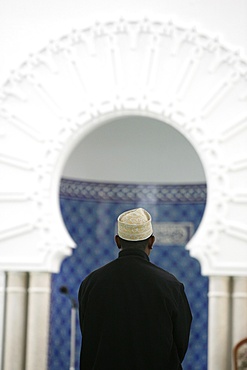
[78,248,192,370]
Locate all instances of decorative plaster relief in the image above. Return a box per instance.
[153,222,194,246]
[0,18,247,274]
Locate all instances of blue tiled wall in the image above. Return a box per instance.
[48,180,208,370]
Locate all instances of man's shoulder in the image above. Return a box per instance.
[81,258,118,283]
[148,261,182,286]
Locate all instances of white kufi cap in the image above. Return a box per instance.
[117,208,153,241]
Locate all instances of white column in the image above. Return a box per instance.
[25,272,51,370]
[232,277,247,347]
[208,276,231,370]
[0,272,6,370]
[3,272,28,370]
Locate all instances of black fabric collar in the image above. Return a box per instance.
[118,248,150,262]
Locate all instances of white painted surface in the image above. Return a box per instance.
[0,272,5,370]
[3,273,28,370]
[1,0,246,187]
[232,277,247,347]
[0,0,247,86]
[25,272,51,370]
[63,116,206,183]
[208,276,231,370]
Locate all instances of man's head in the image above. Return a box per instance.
[115,208,155,255]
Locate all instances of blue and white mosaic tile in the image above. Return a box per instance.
[48,180,208,370]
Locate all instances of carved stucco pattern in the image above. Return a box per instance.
[0,18,247,274]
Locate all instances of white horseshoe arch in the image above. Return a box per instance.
[0,18,247,275]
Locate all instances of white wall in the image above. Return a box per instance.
[1,0,247,86]
[1,0,246,184]
[63,116,206,183]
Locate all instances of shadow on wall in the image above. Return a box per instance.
[48,180,208,370]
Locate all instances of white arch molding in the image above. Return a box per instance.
[0,18,247,276]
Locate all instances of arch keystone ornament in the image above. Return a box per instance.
[0,18,247,275]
